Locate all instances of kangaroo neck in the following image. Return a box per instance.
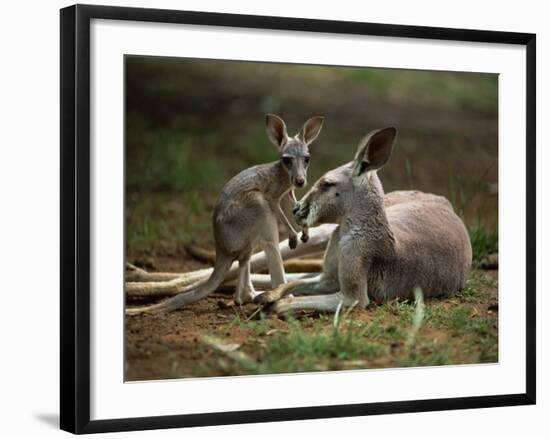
[264,160,293,199]
[341,185,396,254]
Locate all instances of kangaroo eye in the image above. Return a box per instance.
[321,181,335,190]
[282,156,292,166]
[304,156,311,165]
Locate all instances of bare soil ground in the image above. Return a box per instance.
[125,253,498,381]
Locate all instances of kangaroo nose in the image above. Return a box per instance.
[295,177,305,187]
[292,204,300,215]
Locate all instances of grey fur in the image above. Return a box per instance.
[139,114,324,313]
[265,127,472,314]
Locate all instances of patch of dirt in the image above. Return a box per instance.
[125,251,498,380]
[126,296,233,380]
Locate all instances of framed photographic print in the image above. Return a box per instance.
[60,4,536,434]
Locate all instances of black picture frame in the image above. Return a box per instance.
[60,4,536,434]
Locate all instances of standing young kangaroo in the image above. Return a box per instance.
[131,114,324,314]
[261,127,472,314]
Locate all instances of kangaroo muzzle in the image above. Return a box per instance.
[293,176,306,188]
[293,202,310,227]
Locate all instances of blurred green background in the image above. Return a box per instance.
[125,56,498,269]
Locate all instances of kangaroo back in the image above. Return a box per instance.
[373,195,472,300]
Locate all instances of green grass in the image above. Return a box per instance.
[348,68,498,113]
[126,114,233,191]
[125,191,214,244]
[186,277,497,377]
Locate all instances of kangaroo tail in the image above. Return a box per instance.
[126,257,233,315]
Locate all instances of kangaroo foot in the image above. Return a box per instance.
[254,283,291,305]
[270,295,297,315]
[234,287,261,305]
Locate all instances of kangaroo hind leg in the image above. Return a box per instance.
[263,241,287,288]
[234,257,258,304]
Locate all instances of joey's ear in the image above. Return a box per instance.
[299,116,325,145]
[352,127,397,177]
[265,114,288,149]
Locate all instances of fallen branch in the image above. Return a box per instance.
[185,244,216,265]
[125,224,336,297]
[185,244,324,273]
[283,258,323,273]
[126,272,317,300]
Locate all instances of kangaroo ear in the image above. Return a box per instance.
[265,114,288,149]
[299,116,324,145]
[352,127,397,176]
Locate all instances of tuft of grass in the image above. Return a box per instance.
[396,339,452,367]
[425,304,471,330]
[469,223,498,265]
[248,316,379,373]
[457,274,497,303]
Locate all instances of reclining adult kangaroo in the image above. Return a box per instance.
[127,114,324,314]
[256,127,472,314]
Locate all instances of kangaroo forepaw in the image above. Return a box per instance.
[288,234,298,249]
[300,230,309,243]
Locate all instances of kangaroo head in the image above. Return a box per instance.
[294,127,397,227]
[265,114,324,188]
